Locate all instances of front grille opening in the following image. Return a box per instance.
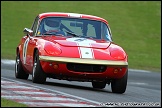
[67,63,107,72]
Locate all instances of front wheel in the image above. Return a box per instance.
[111,70,128,94]
[32,50,46,84]
[15,53,29,79]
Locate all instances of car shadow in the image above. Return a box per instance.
[28,79,112,93]
[44,80,112,93]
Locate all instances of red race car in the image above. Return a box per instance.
[15,12,128,93]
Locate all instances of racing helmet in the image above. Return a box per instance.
[44,18,61,31]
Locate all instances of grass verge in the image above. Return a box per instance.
[1,98,28,107]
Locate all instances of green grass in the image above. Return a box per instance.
[1,98,28,107]
[1,1,161,72]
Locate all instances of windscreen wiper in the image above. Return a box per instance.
[65,31,80,37]
[42,32,63,36]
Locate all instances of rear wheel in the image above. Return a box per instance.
[32,50,46,84]
[111,70,128,94]
[15,53,29,79]
[92,81,106,89]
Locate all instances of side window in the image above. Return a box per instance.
[37,19,45,35]
[31,16,39,36]
[101,23,112,41]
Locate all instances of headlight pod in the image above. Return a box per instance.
[44,42,62,55]
[110,49,126,60]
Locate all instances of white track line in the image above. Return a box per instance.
[1,59,15,64]
[128,69,151,73]
[129,82,148,85]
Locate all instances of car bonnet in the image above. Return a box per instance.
[43,36,111,49]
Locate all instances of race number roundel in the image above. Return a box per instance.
[23,37,30,64]
[66,37,96,45]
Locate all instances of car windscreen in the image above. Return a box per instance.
[37,17,112,41]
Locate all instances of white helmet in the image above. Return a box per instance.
[44,18,61,31]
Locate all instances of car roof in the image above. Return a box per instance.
[38,12,108,24]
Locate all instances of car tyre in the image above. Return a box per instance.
[92,81,106,89]
[111,70,128,94]
[15,53,29,79]
[32,50,46,84]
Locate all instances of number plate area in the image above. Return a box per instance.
[67,63,107,72]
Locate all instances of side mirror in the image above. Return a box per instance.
[23,28,33,36]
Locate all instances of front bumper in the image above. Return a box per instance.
[39,56,128,66]
[39,56,128,80]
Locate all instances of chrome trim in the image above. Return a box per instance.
[39,56,128,66]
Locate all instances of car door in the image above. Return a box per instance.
[24,16,39,72]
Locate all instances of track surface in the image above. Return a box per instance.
[1,59,161,107]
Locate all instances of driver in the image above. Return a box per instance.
[44,19,61,31]
[43,18,65,36]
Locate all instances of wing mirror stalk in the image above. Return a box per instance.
[23,28,33,37]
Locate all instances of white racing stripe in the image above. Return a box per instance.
[79,47,94,58]
[68,13,81,18]
[66,38,96,59]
